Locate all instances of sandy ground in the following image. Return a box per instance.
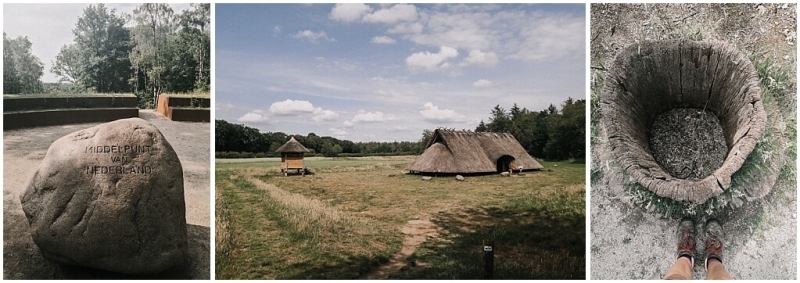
[590,4,796,279]
[3,110,210,279]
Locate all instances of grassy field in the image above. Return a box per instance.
[215,156,585,279]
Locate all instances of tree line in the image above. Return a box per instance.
[216,119,425,158]
[476,98,585,160]
[216,97,585,161]
[4,3,209,108]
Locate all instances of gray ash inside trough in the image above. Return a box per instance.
[649,108,728,180]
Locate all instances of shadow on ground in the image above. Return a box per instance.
[3,222,209,279]
[283,254,389,279]
[389,206,585,279]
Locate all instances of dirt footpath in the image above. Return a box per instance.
[3,110,210,279]
[591,4,796,280]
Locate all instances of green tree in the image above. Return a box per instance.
[543,98,585,160]
[3,32,21,94]
[62,4,131,92]
[51,44,82,84]
[130,3,176,106]
[529,110,550,158]
[330,144,343,157]
[487,105,511,132]
[177,3,210,91]
[418,129,434,153]
[475,120,487,132]
[3,32,44,94]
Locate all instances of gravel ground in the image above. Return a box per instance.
[3,110,210,279]
[591,3,796,280]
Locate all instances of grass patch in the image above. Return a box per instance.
[215,168,396,279]
[216,156,414,172]
[392,183,585,279]
[216,157,585,279]
[214,170,234,271]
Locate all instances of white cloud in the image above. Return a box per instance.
[509,13,585,61]
[310,80,350,91]
[267,86,281,92]
[316,58,360,72]
[352,110,394,123]
[329,3,372,22]
[269,99,315,116]
[343,120,355,129]
[268,99,338,121]
[383,6,583,62]
[473,79,493,90]
[461,49,499,68]
[238,112,268,123]
[216,103,234,110]
[371,35,396,44]
[420,102,468,123]
[292,30,333,43]
[312,108,339,122]
[405,46,459,72]
[393,7,497,52]
[363,4,418,24]
[387,22,424,34]
[273,25,281,36]
[329,127,349,138]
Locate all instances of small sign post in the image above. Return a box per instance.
[482,240,494,279]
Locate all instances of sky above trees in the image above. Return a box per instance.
[216,4,585,142]
[3,3,191,83]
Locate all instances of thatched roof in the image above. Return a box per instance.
[407,129,544,174]
[275,137,309,153]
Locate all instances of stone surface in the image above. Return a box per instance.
[500,172,510,177]
[422,176,432,181]
[455,175,465,181]
[19,118,187,274]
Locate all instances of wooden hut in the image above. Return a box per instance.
[275,137,310,176]
[407,129,543,174]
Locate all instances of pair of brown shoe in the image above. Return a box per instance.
[676,218,724,270]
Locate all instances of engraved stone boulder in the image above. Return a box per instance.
[20,118,187,274]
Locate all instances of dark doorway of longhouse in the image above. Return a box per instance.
[496,155,515,173]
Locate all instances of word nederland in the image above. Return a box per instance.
[86,165,152,175]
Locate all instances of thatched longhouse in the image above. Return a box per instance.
[407,129,544,174]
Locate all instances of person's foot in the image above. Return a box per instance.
[676,218,695,266]
[704,219,724,270]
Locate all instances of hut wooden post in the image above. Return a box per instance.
[482,240,494,279]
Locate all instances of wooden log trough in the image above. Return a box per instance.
[600,40,767,204]
[157,94,210,122]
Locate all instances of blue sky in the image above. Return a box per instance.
[216,4,585,142]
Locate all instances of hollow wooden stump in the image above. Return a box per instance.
[600,40,766,203]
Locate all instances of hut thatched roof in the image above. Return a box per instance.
[275,137,309,153]
[407,129,544,174]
